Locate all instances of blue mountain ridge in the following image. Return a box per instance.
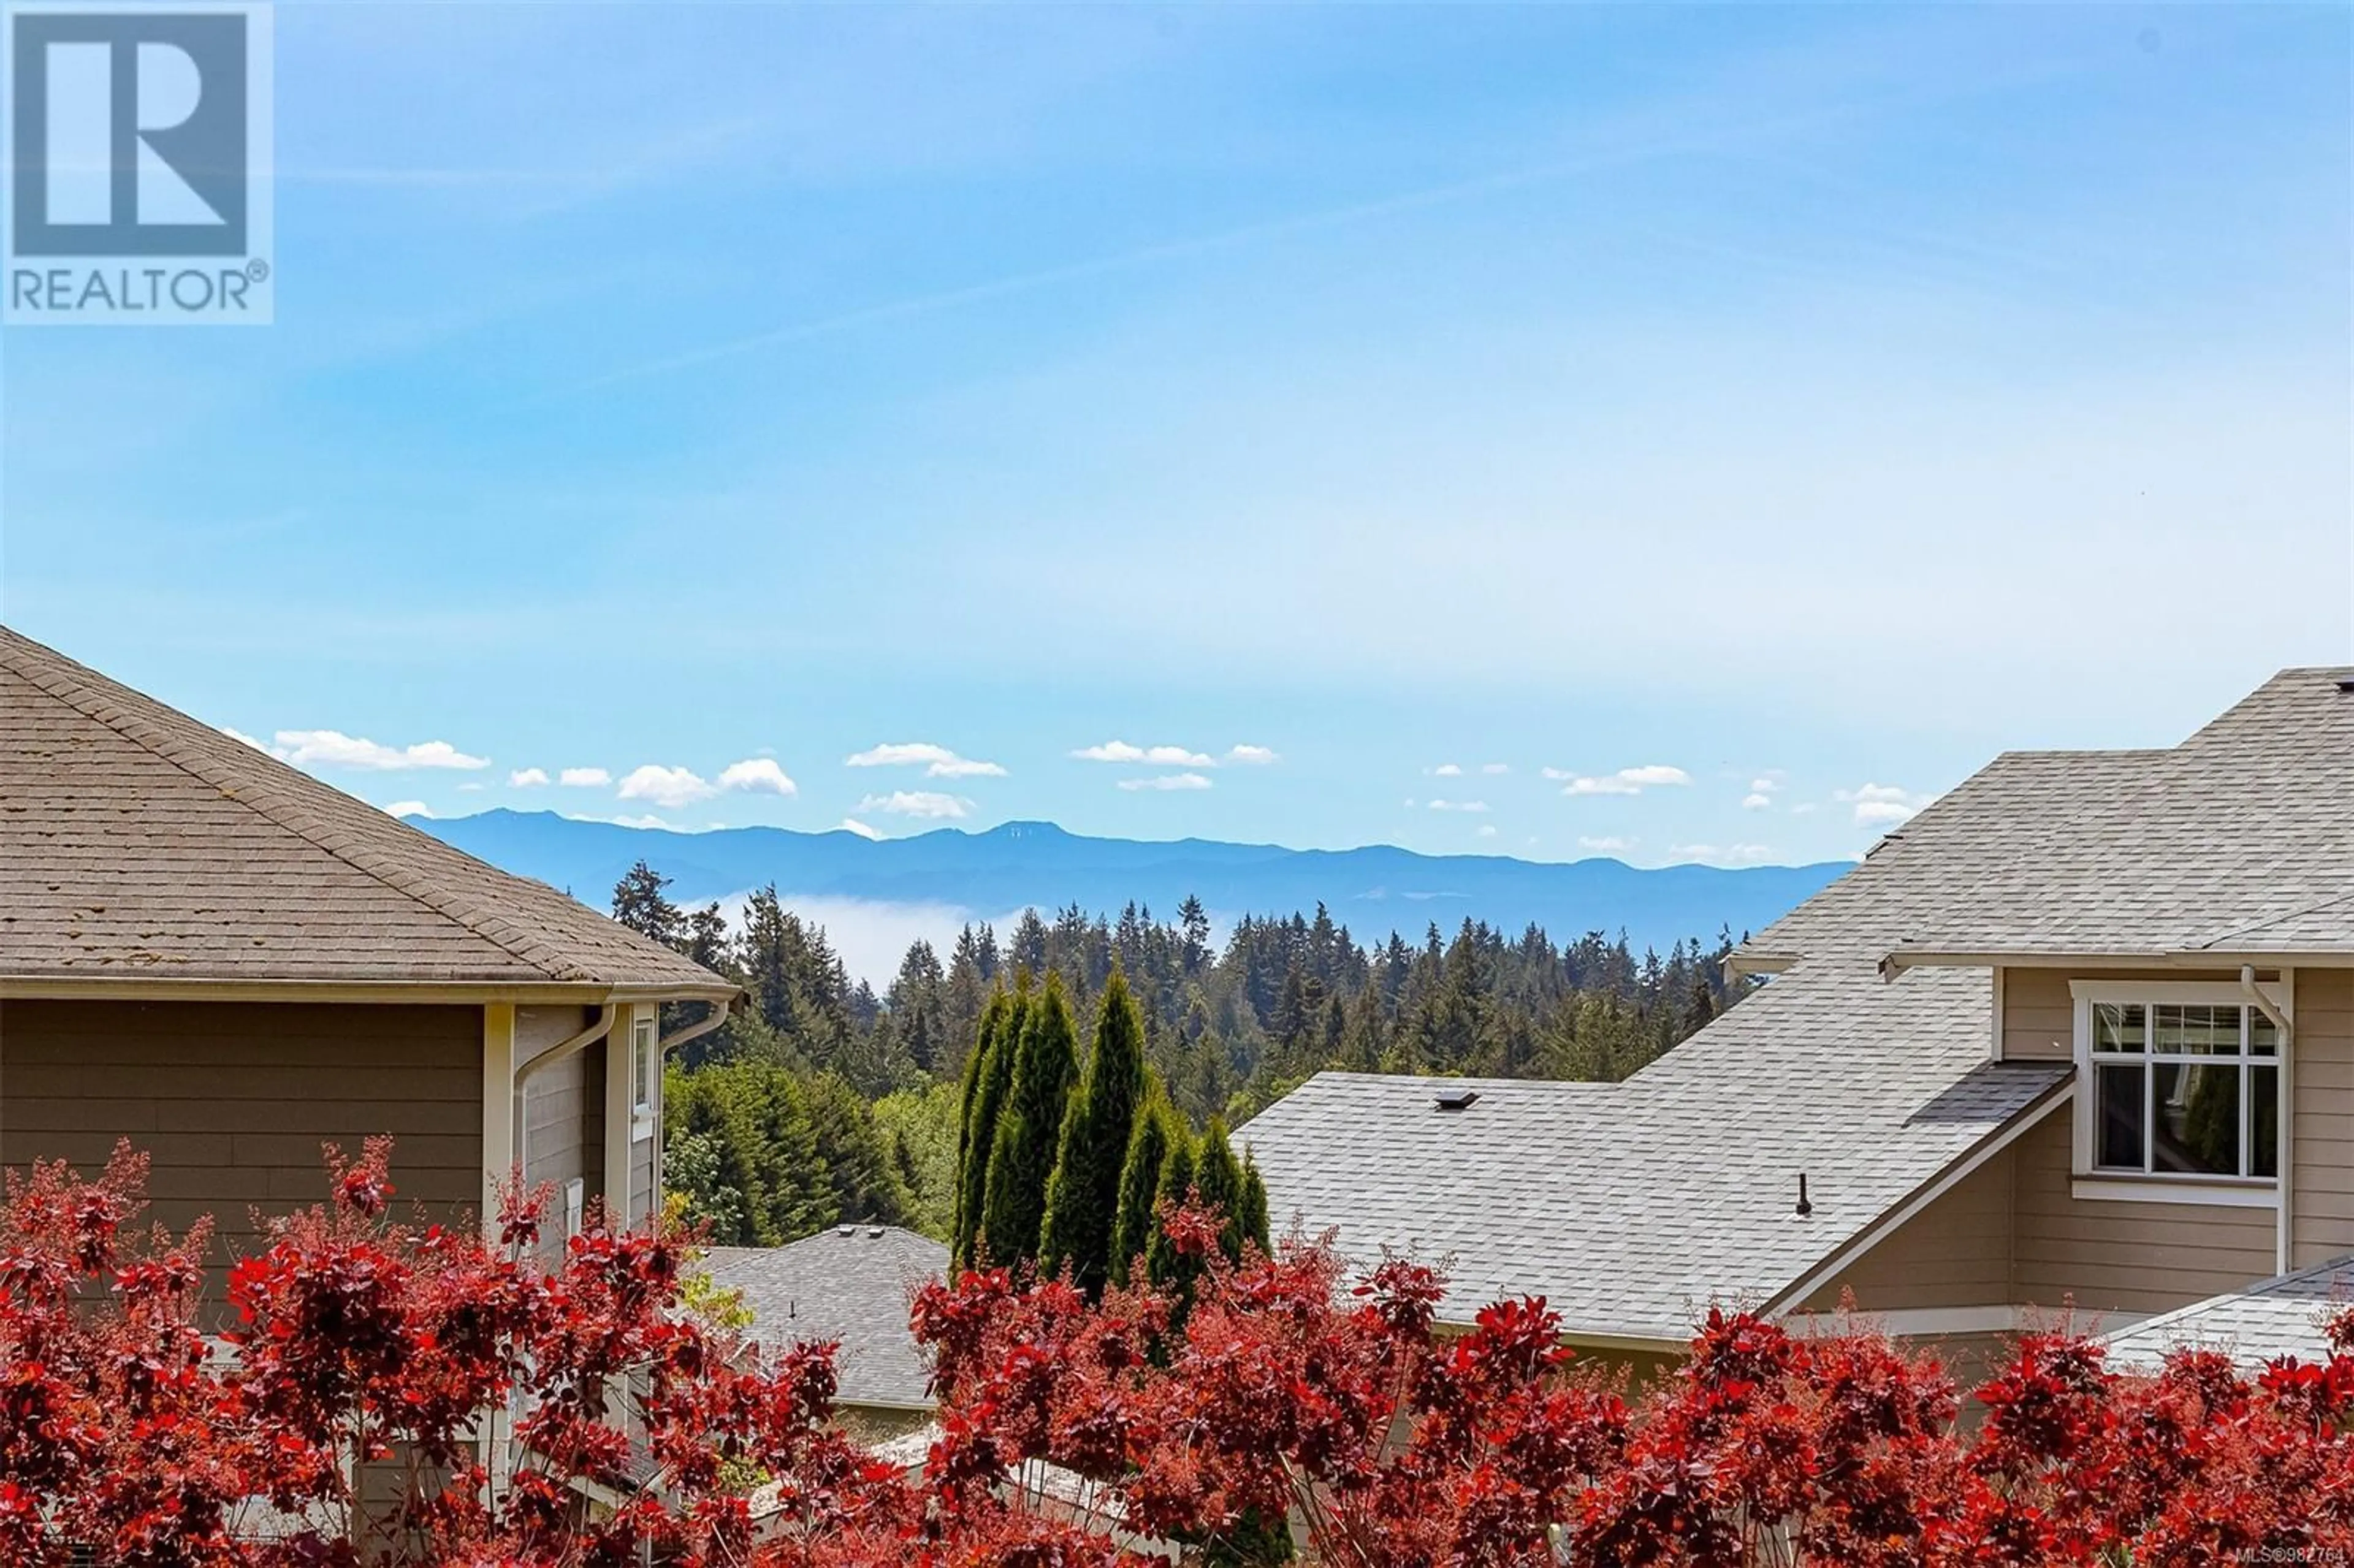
[425,810,1846,954]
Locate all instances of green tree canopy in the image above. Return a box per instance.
[1041,969,1150,1296]
[980,975,1077,1269]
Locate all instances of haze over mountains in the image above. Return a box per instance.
[427,810,1846,979]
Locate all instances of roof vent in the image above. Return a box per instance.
[867,1226,886,1239]
[1794,1173,1814,1219]
[2337,677,2354,694]
[836,1225,855,1238]
[1433,1087,1480,1112]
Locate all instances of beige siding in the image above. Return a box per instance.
[2009,1113,2273,1319]
[1805,1147,2014,1313]
[0,999,482,1276]
[522,1051,590,1267]
[1999,969,2073,1062]
[2293,968,2354,1265]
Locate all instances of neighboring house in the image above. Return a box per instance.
[0,625,736,1276]
[703,1225,947,1442]
[1246,666,2354,1377]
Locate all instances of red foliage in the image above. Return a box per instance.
[4,1149,2353,1566]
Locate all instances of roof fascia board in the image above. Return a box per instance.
[1883,950,2354,976]
[1761,1077,2076,1321]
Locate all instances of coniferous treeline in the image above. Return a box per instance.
[612,861,1754,1249]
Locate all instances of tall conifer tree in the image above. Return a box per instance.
[981,972,1078,1268]
[1110,1093,1176,1288]
[1040,969,1149,1295]
[1194,1116,1247,1263]
[955,986,1024,1268]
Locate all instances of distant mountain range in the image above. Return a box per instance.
[426,810,1847,956]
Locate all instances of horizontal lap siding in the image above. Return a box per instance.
[2294,969,2354,1266]
[0,999,483,1271]
[2009,1114,2274,1319]
[2001,969,2073,1062]
[1805,1147,2014,1313]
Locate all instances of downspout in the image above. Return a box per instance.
[2243,967,2292,1274]
[511,1002,620,1179]
[650,997,734,1200]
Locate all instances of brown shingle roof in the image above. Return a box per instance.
[0,625,728,994]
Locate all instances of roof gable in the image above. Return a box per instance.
[1,626,726,992]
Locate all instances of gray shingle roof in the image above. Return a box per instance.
[1756,667,2354,963]
[2104,1255,2354,1371]
[703,1227,948,1410]
[0,625,728,993]
[1243,961,2068,1342]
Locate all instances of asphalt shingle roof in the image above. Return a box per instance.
[703,1227,948,1409]
[0,624,728,992]
[1756,666,2354,963]
[1244,961,2068,1342]
[2105,1255,2354,1372]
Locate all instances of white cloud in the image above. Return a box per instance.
[1118,772,1213,792]
[221,726,279,755]
[1481,763,1510,775]
[838,817,883,841]
[508,767,550,788]
[1669,843,1776,867]
[718,758,798,796]
[1551,763,1692,797]
[1791,802,1819,816]
[1476,824,1499,838]
[1224,744,1278,766]
[845,742,1006,778]
[1430,763,1463,777]
[609,813,676,831]
[617,764,717,809]
[1073,740,1214,766]
[558,766,611,788]
[1426,798,1490,813]
[1750,776,1782,794]
[1578,835,1633,854]
[275,730,488,772]
[859,790,972,819]
[1837,782,1934,827]
[1742,793,1773,810]
[384,801,433,819]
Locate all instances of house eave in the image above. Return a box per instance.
[0,975,742,1006]
[1880,947,2354,978]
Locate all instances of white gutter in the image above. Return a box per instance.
[658,996,732,1057]
[2245,965,2295,1274]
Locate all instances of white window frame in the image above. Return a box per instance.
[630,1017,656,1136]
[2069,978,2287,1208]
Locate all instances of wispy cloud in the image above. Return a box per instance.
[1427,798,1490,813]
[837,817,883,841]
[1430,762,1463,777]
[845,741,1006,778]
[1117,772,1213,793]
[1668,843,1776,867]
[259,729,488,771]
[718,758,798,795]
[1073,740,1214,766]
[1837,782,1933,826]
[1578,835,1634,854]
[1476,824,1499,838]
[618,764,717,809]
[559,766,611,788]
[1547,764,1691,797]
[1224,744,1279,766]
[1481,763,1510,775]
[509,766,550,787]
[859,790,972,819]
[385,800,433,819]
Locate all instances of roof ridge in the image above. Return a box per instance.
[0,626,589,983]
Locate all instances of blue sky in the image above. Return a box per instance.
[2,2,2347,867]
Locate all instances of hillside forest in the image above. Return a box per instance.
[609,861,1754,1250]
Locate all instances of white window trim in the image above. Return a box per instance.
[2068,977,2289,1205]
[630,1018,656,1139]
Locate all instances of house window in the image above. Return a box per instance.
[2077,988,2279,1191]
[631,1018,655,1117]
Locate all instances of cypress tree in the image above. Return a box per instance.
[1195,1116,1246,1263]
[949,993,1003,1266]
[981,972,1078,1269]
[1040,969,1149,1295]
[1238,1148,1271,1256]
[954,986,1024,1268]
[1110,1092,1176,1288]
[1145,1127,1200,1290]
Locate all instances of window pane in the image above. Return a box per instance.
[2252,1011,2280,1058]
[2095,1064,2146,1170]
[2252,1065,2279,1179]
[2091,1002,2146,1054]
[2153,1003,2239,1056]
[2153,1062,2239,1176]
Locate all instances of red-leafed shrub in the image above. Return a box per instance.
[4,1143,2353,1566]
